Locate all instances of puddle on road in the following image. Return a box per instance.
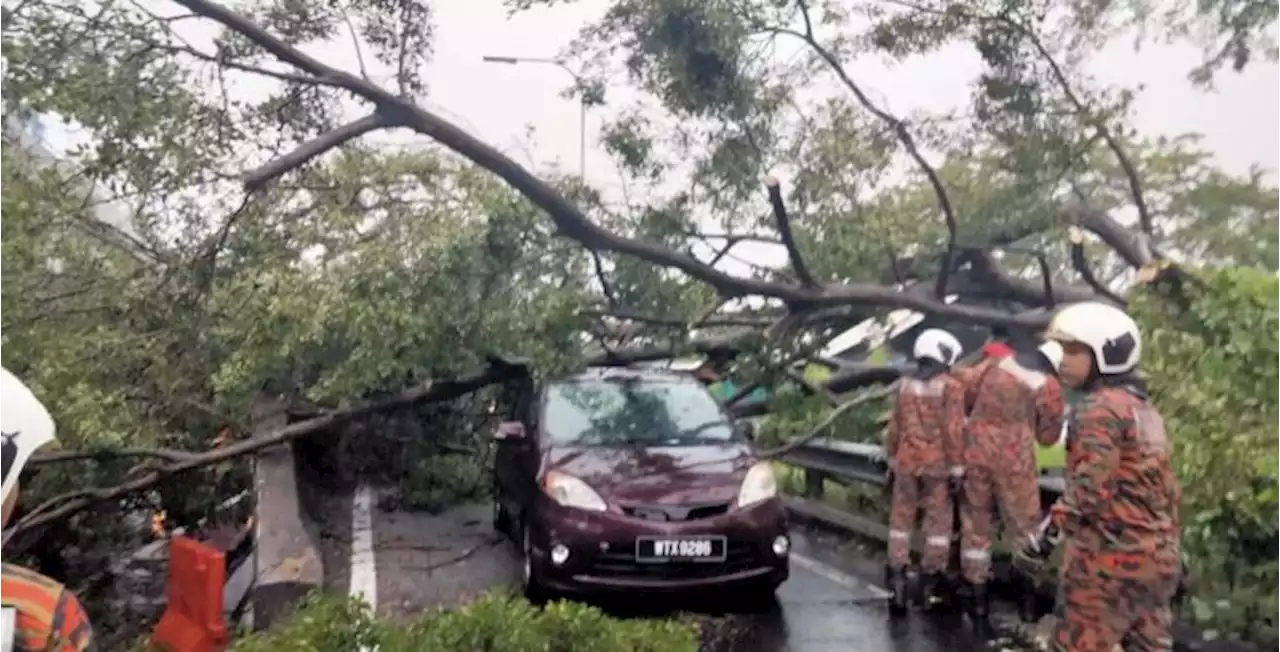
[428,524,1028,652]
[598,559,986,652]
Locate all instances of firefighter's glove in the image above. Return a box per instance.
[1012,517,1061,578]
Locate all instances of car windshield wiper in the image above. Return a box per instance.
[676,420,733,440]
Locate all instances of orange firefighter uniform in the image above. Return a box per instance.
[884,372,966,574]
[1,563,95,651]
[1044,383,1181,652]
[957,352,1065,585]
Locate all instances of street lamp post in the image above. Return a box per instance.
[482,55,587,179]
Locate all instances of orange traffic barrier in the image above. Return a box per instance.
[151,536,230,652]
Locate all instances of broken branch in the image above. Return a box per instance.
[5,364,519,540]
[1068,227,1126,305]
[763,175,819,288]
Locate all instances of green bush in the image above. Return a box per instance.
[1130,266,1279,646]
[227,591,700,652]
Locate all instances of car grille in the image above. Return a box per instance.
[620,501,731,522]
[588,541,763,580]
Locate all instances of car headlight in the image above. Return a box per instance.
[540,470,608,512]
[737,462,778,507]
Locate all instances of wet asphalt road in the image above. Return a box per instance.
[317,487,988,652]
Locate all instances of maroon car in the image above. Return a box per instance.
[491,367,790,601]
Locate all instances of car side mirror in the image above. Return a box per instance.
[494,421,527,443]
[736,420,756,441]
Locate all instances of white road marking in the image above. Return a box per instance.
[790,552,892,599]
[350,484,379,610]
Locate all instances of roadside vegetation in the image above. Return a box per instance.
[223,592,701,652]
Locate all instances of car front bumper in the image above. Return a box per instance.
[527,495,790,594]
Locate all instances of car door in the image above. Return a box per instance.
[492,380,524,517]
[494,376,538,518]
[509,381,542,519]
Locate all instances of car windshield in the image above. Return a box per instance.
[543,376,736,447]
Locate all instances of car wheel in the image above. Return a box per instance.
[520,522,548,603]
[736,582,781,613]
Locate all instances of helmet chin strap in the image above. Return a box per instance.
[1083,368,1149,399]
[914,357,948,379]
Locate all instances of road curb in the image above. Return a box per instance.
[250,402,324,630]
[782,496,1257,652]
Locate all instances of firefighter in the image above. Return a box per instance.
[1017,302,1181,652]
[956,333,1066,633]
[884,328,966,616]
[2,367,96,651]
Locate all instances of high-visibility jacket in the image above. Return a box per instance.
[1,563,94,651]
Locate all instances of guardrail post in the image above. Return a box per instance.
[803,469,827,499]
[249,397,324,631]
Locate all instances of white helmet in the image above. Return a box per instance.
[913,328,963,366]
[1045,302,1141,375]
[2,367,57,505]
[1038,340,1064,373]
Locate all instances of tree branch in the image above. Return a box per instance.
[763,175,819,288]
[758,384,897,460]
[4,363,520,540]
[1067,226,1126,305]
[28,447,198,466]
[243,113,390,192]
[1006,19,1155,238]
[170,0,1098,330]
[163,44,337,88]
[862,0,1153,241]
[580,306,775,329]
[788,0,960,299]
[587,249,619,305]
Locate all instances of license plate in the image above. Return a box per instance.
[635,536,726,563]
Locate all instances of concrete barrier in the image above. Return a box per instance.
[249,399,324,630]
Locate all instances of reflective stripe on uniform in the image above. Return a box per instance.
[2,607,16,652]
[962,548,991,561]
[888,529,911,540]
[926,535,950,548]
[0,563,92,651]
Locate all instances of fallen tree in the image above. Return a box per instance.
[4,356,529,544]
[5,0,1266,531]
[3,1,1275,645]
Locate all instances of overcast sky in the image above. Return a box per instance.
[32,0,1279,274]
[426,1,1277,184]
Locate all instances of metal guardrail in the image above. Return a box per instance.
[777,439,1255,652]
[778,438,1065,498]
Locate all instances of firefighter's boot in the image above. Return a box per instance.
[918,571,946,610]
[885,565,909,617]
[966,581,995,638]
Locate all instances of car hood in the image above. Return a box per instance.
[543,443,755,505]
